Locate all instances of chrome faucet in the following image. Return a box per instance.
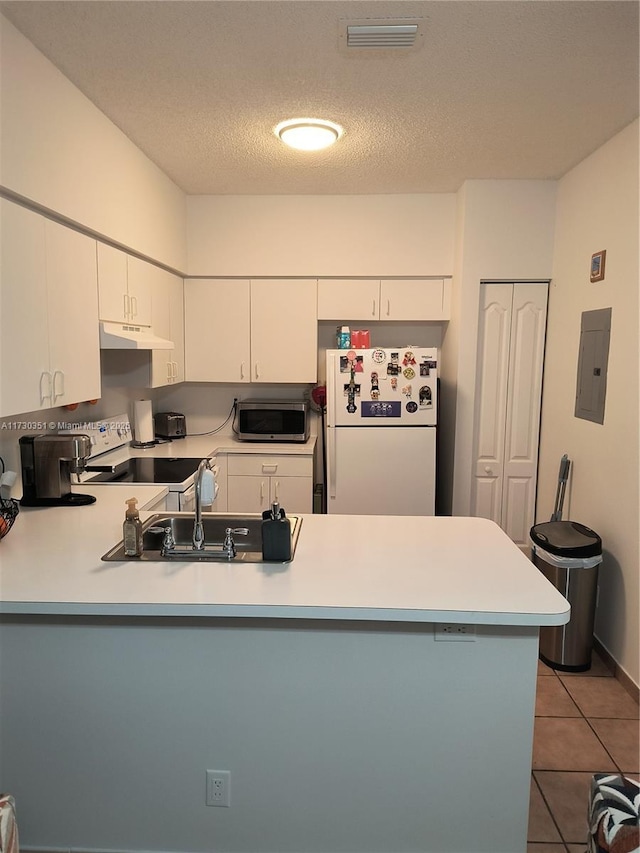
[222,527,249,559]
[192,458,215,550]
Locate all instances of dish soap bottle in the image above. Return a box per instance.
[123,497,143,557]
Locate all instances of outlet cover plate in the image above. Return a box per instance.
[206,769,230,807]
[434,624,476,642]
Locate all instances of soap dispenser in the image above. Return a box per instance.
[261,501,292,562]
[123,497,143,557]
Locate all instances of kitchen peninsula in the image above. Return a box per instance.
[0,482,569,853]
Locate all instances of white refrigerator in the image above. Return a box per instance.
[326,346,438,515]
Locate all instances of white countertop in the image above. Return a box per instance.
[0,477,570,625]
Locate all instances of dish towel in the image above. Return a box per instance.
[0,793,19,853]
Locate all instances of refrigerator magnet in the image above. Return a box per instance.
[372,349,386,363]
[419,386,433,408]
[406,401,418,413]
[403,367,416,379]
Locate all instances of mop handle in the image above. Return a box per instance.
[550,454,571,522]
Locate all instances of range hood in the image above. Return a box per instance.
[99,321,173,350]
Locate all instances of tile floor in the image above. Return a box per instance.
[527,651,639,853]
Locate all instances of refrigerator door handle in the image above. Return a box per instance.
[326,352,337,427]
[327,427,337,498]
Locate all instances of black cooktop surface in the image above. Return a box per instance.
[86,457,202,485]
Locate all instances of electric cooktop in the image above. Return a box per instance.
[85,458,203,485]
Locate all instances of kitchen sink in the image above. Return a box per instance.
[101,512,302,563]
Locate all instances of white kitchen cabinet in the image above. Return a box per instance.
[97,244,152,326]
[184,279,317,383]
[250,279,317,382]
[471,282,548,549]
[317,278,450,321]
[149,270,185,387]
[226,454,314,514]
[184,279,250,382]
[0,200,101,417]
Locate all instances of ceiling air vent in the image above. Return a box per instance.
[340,19,423,51]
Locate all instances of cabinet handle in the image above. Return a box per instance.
[124,293,130,320]
[386,299,391,317]
[255,363,259,380]
[240,362,245,380]
[260,481,265,500]
[39,371,52,404]
[274,480,279,501]
[130,295,138,319]
[172,361,178,379]
[372,299,376,317]
[52,370,64,402]
[262,464,278,474]
[484,466,493,475]
[167,362,172,383]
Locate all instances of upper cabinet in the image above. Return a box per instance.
[250,279,318,383]
[149,270,185,387]
[96,244,152,326]
[97,243,185,389]
[185,279,317,383]
[317,278,450,321]
[0,200,101,417]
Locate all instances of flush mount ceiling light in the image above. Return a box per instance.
[275,118,343,151]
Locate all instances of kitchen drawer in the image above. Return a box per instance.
[227,454,312,478]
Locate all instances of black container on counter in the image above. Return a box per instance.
[261,502,292,562]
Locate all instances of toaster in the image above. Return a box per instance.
[154,412,187,439]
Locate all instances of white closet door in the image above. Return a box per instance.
[471,283,548,549]
[501,284,548,546]
[472,284,512,524]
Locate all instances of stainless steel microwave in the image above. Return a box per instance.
[236,400,310,442]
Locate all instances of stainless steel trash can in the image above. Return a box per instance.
[530,521,602,672]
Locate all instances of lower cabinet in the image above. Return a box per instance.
[226,454,314,514]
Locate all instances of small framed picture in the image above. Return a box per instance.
[590,250,606,282]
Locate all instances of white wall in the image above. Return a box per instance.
[0,15,186,270]
[449,180,557,516]
[537,119,639,687]
[187,194,456,277]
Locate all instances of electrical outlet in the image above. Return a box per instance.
[434,624,476,642]
[206,770,231,807]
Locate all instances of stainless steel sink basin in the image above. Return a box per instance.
[102,512,302,562]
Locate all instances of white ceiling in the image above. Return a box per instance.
[1,0,638,195]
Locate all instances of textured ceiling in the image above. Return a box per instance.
[1,0,638,195]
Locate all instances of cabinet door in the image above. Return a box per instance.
[380,279,447,320]
[317,279,380,320]
[271,476,313,513]
[227,475,270,513]
[250,279,318,383]
[168,275,185,384]
[149,267,174,387]
[0,200,49,416]
[125,255,153,326]
[45,220,101,406]
[97,243,128,323]
[184,279,250,382]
